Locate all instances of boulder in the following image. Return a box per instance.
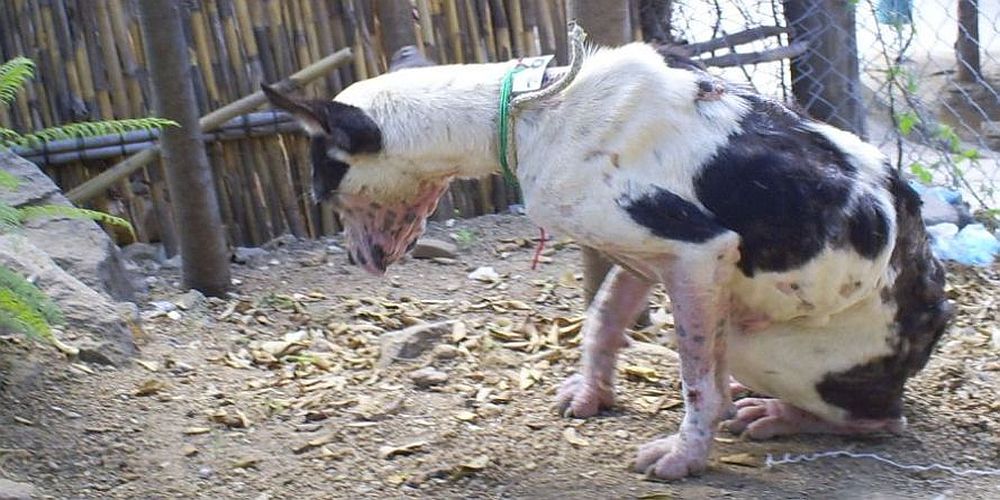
[0,478,36,500]
[0,151,143,301]
[0,233,138,366]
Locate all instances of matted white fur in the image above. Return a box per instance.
[322,42,913,478]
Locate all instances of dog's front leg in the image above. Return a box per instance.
[635,236,738,480]
[557,266,653,417]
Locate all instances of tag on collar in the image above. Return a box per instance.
[510,55,556,93]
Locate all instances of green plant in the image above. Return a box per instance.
[1,56,175,340]
[1,57,175,149]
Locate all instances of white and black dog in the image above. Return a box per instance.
[264,41,951,480]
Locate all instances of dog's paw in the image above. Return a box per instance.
[555,374,614,418]
[634,434,709,480]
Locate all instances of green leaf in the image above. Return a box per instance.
[909,162,933,184]
[0,56,35,105]
[896,111,918,136]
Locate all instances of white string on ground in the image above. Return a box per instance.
[766,450,1000,477]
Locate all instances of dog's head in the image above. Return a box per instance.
[262,83,450,275]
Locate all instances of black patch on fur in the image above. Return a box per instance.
[846,194,891,258]
[817,170,952,420]
[618,186,727,243]
[694,94,860,276]
[262,85,381,200]
[309,140,350,201]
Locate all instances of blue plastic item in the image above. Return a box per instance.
[927,223,1000,266]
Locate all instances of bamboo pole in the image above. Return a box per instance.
[108,0,145,118]
[95,0,130,118]
[66,48,353,204]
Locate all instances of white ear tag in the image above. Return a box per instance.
[510,55,556,94]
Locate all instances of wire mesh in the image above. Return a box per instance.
[667,0,999,214]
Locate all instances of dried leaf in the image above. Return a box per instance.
[624,365,660,384]
[454,411,477,422]
[293,433,338,454]
[183,427,211,435]
[378,440,428,459]
[232,456,261,469]
[718,453,761,468]
[562,427,589,447]
[135,379,167,397]
[136,359,160,372]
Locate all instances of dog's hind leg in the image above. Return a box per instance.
[722,398,905,439]
[557,266,653,418]
[634,233,741,480]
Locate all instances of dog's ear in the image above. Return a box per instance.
[262,84,382,156]
[261,84,328,136]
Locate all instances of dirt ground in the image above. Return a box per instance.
[1,214,999,499]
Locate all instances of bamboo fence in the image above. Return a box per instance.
[0,0,573,248]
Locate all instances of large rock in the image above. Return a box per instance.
[0,233,138,366]
[0,478,36,500]
[0,151,142,301]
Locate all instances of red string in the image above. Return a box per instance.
[531,227,547,270]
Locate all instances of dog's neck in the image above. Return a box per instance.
[335,63,519,180]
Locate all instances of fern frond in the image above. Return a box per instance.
[0,56,35,105]
[17,204,136,238]
[0,266,61,325]
[15,117,179,147]
[0,126,23,149]
[0,288,53,340]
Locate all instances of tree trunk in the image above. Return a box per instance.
[565,0,630,305]
[639,0,673,43]
[783,0,866,137]
[137,0,231,297]
[377,0,417,61]
[956,0,982,83]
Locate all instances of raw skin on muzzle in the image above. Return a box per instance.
[336,182,448,275]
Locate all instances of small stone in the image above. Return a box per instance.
[161,255,182,270]
[150,301,177,313]
[175,290,205,311]
[197,466,213,479]
[121,242,166,263]
[310,338,334,353]
[166,311,182,321]
[410,238,458,259]
[231,247,269,265]
[468,266,499,283]
[409,367,448,388]
[431,344,460,360]
[182,445,198,457]
[377,321,455,368]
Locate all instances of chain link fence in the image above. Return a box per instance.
[664,0,999,216]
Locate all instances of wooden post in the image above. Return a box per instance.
[376,0,417,57]
[956,0,982,83]
[783,0,865,137]
[137,0,231,296]
[565,0,630,306]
